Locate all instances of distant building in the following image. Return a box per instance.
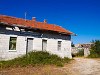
[72,43,93,57]
[0,15,73,60]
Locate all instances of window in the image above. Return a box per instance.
[9,37,17,50]
[58,41,61,51]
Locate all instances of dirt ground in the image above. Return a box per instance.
[0,57,100,75]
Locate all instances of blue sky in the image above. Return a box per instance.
[0,0,100,44]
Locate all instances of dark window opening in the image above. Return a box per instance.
[58,41,61,51]
[9,37,17,50]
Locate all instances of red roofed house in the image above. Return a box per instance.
[0,15,73,60]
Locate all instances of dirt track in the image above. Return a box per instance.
[63,57,100,75]
[0,57,100,75]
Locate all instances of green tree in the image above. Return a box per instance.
[89,40,100,58]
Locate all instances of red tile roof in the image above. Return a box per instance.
[0,15,73,35]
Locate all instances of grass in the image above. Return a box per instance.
[88,50,100,58]
[88,40,100,58]
[0,51,71,68]
[76,49,84,57]
[72,49,84,57]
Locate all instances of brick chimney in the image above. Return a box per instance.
[44,19,47,23]
[32,17,36,21]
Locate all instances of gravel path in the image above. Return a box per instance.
[63,57,100,75]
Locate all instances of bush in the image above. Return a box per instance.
[88,40,100,58]
[73,49,84,57]
[0,51,71,68]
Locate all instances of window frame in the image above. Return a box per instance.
[9,37,17,51]
[42,39,47,51]
[58,41,62,51]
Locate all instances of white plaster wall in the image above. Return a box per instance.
[84,48,90,57]
[46,39,72,58]
[33,38,42,51]
[0,34,72,60]
[62,40,72,58]
[47,39,57,51]
[0,34,27,60]
[0,34,9,60]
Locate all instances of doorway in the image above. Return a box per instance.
[26,38,33,53]
[42,40,47,51]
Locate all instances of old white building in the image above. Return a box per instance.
[0,15,73,60]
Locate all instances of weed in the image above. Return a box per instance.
[0,51,71,68]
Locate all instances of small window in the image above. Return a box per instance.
[9,37,17,50]
[58,41,61,51]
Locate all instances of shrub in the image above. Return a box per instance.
[73,49,84,57]
[88,40,100,58]
[0,51,71,68]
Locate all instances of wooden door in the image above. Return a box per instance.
[27,38,33,53]
[42,40,47,51]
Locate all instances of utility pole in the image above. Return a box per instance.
[25,12,27,21]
